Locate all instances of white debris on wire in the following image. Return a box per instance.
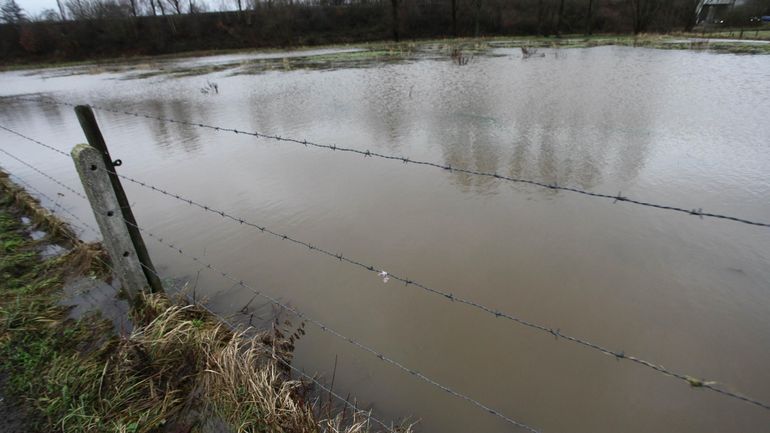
[378,271,389,283]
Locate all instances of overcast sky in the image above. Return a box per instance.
[15,0,230,16]
[17,0,57,15]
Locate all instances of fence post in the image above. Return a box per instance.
[72,144,149,301]
[74,105,164,293]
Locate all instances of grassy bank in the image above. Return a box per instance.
[0,173,402,433]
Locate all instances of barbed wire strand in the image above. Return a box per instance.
[7,96,770,229]
[125,219,540,432]
[0,147,86,200]
[2,125,770,414]
[1,171,118,294]
[1,165,403,433]
[107,168,770,414]
[0,145,540,432]
[0,147,119,280]
[8,173,99,234]
[0,130,132,290]
[0,124,70,157]
[0,127,128,271]
[6,170,397,433]
[1,168,405,433]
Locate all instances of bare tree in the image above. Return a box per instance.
[56,0,68,19]
[556,0,565,36]
[65,0,88,19]
[682,0,699,31]
[474,0,482,36]
[65,0,131,20]
[629,0,662,34]
[145,0,157,15]
[36,8,61,20]
[165,0,182,14]
[585,0,593,34]
[390,0,399,41]
[537,0,546,35]
[1,0,26,23]
[451,0,457,36]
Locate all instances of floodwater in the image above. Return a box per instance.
[1,44,770,433]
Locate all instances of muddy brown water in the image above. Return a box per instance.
[1,44,770,433]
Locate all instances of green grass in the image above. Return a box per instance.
[0,182,189,433]
[0,190,109,430]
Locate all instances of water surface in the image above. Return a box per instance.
[1,44,770,433]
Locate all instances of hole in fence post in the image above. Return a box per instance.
[122,251,130,257]
[90,164,97,171]
[107,211,114,216]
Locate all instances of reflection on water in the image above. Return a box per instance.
[1,45,770,433]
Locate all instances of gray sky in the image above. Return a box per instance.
[17,0,57,15]
[16,0,229,17]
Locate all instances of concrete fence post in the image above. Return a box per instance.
[72,144,148,301]
[74,105,163,293]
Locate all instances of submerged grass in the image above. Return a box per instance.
[0,175,409,433]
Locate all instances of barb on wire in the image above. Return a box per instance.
[2,124,770,416]
[8,95,770,229]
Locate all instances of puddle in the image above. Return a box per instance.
[61,277,132,333]
[39,244,67,259]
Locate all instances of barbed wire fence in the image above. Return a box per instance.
[0,141,540,432]
[0,154,404,433]
[6,96,770,229]
[1,97,770,431]
[2,169,404,433]
[2,168,406,433]
[2,120,770,410]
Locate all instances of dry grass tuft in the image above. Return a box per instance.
[202,331,318,432]
[38,292,405,433]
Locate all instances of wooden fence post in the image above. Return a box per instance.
[72,144,150,301]
[74,105,164,293]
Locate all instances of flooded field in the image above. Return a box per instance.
[1,42,770,432]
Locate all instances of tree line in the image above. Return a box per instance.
[1,0,768,62]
